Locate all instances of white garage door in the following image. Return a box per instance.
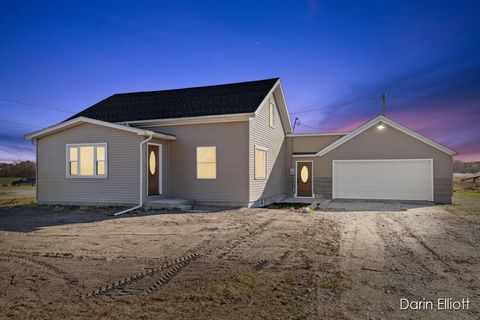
[333,159,433,201]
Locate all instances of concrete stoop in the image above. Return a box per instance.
[145,199,193,211]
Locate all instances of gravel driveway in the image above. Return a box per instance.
[317,200,479,319]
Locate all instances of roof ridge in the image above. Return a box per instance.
[112,77,280,96]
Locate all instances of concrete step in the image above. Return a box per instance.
[145,199,193,210]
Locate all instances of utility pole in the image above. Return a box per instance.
[293,117,300,132]
[382,92,387,116]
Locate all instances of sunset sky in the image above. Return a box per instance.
[1,1,479,162]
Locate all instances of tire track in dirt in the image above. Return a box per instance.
[380,214,480,283]
[7,249,75,260]
[144,254,200,294]
[253,249,293,272]
[319,212,387,320]
[81,253,200,299]
[377,214,480,319]
[0,251,80,302]
[0,251,76,282]
[214,217,275,260]
[82,212,276,300]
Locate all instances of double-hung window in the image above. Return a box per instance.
[67,143,107,177]
[254,146,268,179]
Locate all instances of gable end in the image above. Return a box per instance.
[314,116,455,157]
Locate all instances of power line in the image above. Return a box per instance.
[298,102,385,132]
[0,97,74,114]
[0,119,43,129]
[389,95,480,101]
[290,96,379,115]
[388,82,480,97]
[298,123,323,130]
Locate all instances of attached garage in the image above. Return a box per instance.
[288,115,456,204]
[332,159,433,201]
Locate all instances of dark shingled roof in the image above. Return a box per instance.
[68,78,279,123]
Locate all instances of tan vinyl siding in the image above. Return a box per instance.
[315,125,453,178]
[143,121,249,204]
[287,135,343,154]
[289,124,453,203]
[249,90,286,204]
[37,123,142,205]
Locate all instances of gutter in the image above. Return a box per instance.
[114,133,153,216]
[116,112,254,126]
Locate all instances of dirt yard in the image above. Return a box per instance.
[0,195,479,319]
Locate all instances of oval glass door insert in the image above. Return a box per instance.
[149,151,156,175]
[300,165,309,183]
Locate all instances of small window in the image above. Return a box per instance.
[149,151,156,175]
[67,144,107,177]
[300,165,309,183]
[197,146,216,179]
[269,100,275,128]
[254,146,267,179]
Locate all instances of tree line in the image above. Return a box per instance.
[453,160,480,174]
[0,161,36,178]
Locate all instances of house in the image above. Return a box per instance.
[25,78,456,209]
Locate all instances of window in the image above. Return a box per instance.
[300,165,309,183]
[67,143,107,177]
[69,147,78,175]
[254,146,267,179]
[197,146,216,179]
[269,100,275,128]
[149,151,156,175]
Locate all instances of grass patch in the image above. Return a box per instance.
[444,190,480,214]
[453,190,480,199]
[0,177,18,186]
[321,280,348,293]
[205,272,310,319]
[5,272,311,319]
[0,197,35,207]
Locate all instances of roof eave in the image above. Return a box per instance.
[286,132,349,137]
[24,117,177,141]
[117,112,254,127]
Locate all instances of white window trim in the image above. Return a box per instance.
[269,100,275,128]
[147,143,163,195]
[65,143,108,178]
[254,145,268,180]
[196,146,217,180]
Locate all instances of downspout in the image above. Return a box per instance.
[32,139,38,203]
[114,133,153,216]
